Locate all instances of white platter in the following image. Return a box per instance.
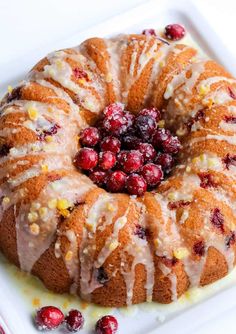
[0,0,236,333]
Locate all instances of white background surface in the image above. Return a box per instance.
[0,0,236,333]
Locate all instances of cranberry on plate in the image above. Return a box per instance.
[95,315,118,334]
[164,24,185,41]
[65,309,84,332]
[35,306,64,331]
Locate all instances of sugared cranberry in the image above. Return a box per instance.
[118,150,143,173]
[193,241,205,256]
[155,153,174,174]
[139,107,161,121]
[125,111,135,128]
[74,148,98,170]
[134,225,147,239]
[106,171,127,192]
[89,170,108,186]
[135,115,156,141]
[65,309,84,332]
[80,127,100,147]
[96,266,109,284]
[126,174,147,196]
[103,113,129,136]
[122,135,142,150]
[99,151,116,170]
[152,128,171,150]
[162,135,181,154]
[140,163,163,187]
[35,306,64,331]
[73,68,89,81]
[100,136,121,154]
[142,29,157,36]
[210,208,224,232]
[95,315,118,334]
[137,143,156,163]
[164,24,185,41]
[103,103,124,117]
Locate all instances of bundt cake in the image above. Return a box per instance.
[1,32,236,308]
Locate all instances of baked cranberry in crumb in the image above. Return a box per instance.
[164,24,185,41]
[100,136,121,154]
[95,315,118,334]
[35,306,64,330]
[118,150,143,173]
[139,107,161,121]
[106,171,127,192]
[210,208,224,232]
[99,151,116,170]
[137,143,156,162]
[155,153,174,174]
[126,174,147,196]
[89,170,108,186]
[80,127,100,147]
[74,148,98,170]
[65,309,84,332]
[141,163,163,187]
[135,225,147,239]
[193,241,205,256]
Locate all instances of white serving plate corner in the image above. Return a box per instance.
[1,1,236,333]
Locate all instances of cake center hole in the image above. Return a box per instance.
[73,103,181,196]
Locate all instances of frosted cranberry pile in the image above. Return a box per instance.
[35,305,118,333]
[74,103,181,196]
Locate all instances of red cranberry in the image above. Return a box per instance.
[35,306,64,330]
[141,163,163,187]
[135,115,156,141]
[95,315,118,334]
[142,29,157,36]
[152,128,171,150]
[139,107,161,121]
[0,325,5,334]
[210,208,224,232]
[164,24,185,41]
[74,148,98,170]
[6,86,22,103]
[99,151,116,170]
[122,135,142,150]
[223,154,236,169]
[73,68,89,80]
[199,173,216,188]
[168,200,191,210]
[155,153,174,174]
[162,135,181,154]
[225,116,236,124]
[103,103,124,117]
[89,170,108,186]
[103,113,129,136]
[137,143,156,162]
[126,174,147,196]
[96,266,109,284]
[118,150,143,173]
[134,225,147,239]
[106,171,127,192]
[124,111,135,128]
[100,136,121,154]
[65,309,84,332]
[80,127,100,147]
[193,241,205,256]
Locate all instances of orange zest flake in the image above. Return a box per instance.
[32,297,41,308]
